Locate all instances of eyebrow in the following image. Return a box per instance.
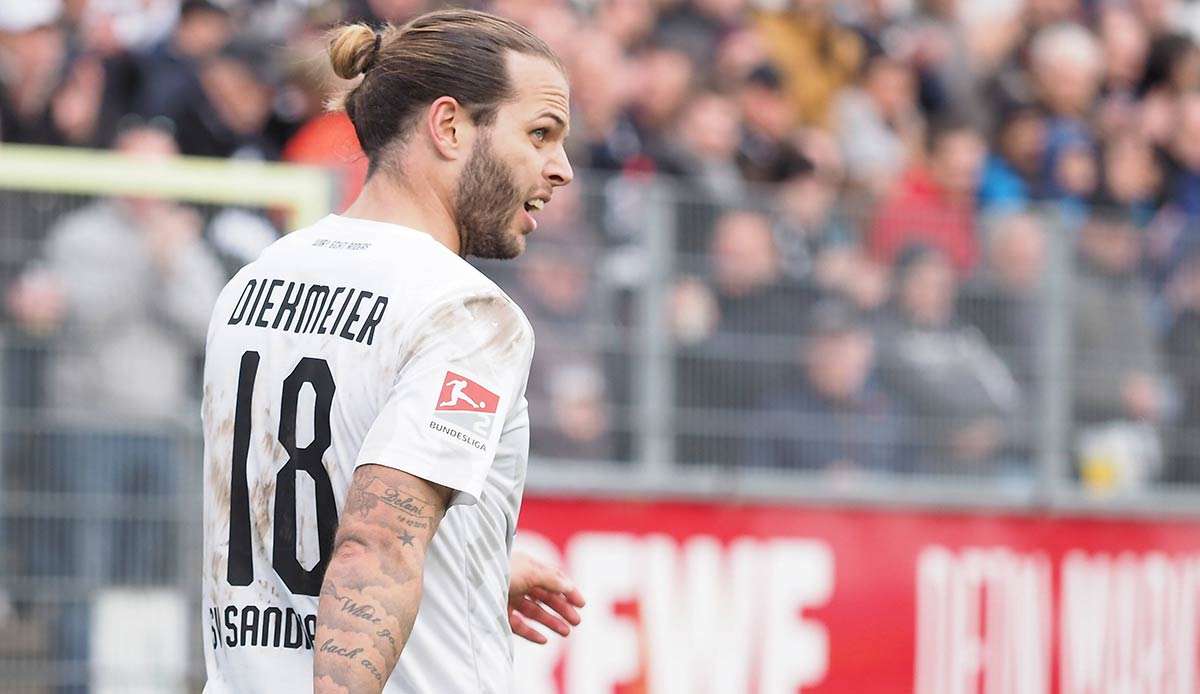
[537,112,570,138]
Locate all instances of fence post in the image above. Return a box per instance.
[634,177,677,481]
[1037,205,1075,506]
[179,423,206,685]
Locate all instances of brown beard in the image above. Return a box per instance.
[454,132,526,260]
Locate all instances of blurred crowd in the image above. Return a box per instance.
[14,0,1200,684]
[4,0,1200,497]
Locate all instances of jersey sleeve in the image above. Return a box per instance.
[354,288,534,506]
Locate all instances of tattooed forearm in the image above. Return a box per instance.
[317,639,385,684]
[376,628,396,650]
[313,465,450,694]
[320,638,364,659]
[342,473,441,531]
[360,658,385,683]
[327,586,383,626]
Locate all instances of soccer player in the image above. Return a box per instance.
[199,10,582,693]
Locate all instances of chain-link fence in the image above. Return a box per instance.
[2,147,1200,690]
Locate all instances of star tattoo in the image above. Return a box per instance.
[398,530,415,547]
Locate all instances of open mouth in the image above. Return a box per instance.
[520,197,548,232]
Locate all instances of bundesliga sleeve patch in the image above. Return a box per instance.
[429,371,500,450]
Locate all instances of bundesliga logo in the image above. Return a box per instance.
[431,371,499,445]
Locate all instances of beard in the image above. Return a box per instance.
[454,132,526,260]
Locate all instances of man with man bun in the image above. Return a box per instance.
[199,10,582,693]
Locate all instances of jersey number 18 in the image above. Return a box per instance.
[226,350,338,596]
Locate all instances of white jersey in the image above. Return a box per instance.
[200,214,535,693]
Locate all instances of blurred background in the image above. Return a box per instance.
[4,0,1200,691]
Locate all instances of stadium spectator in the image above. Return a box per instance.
[1128,32,1192,150]
[72,0,180,56]
[1161,94,1200,217]
[1032,23,1104,123]
[655,91,748,254]
[1073,199,1173,480]
[868,118,987,276]
[616,46,694,168]
[1071,204,1169,431]
[568,30,638,173]
[594,0,657,51]
[735,63,807,184]
[655,0,746,65]
[833,53,922,196]
[754,0,865,128]
[1094,6,1148,140]
[960,211,1049,463]
[675,209,802,464]
[670,209,793,356]
[135,0,233,127]
[712,26,772,88]
[876,245,1020,474]
[961,212,1049,390]
[977,102,1046,214]
[40,54,120,148]
[133,1,287,159]
[8,122,222,437]
[704,209,803,337]
[1132,0,1184,39]
[0,0,68,144]
[1139,31,1200,99]
[5,123,224,681]
[771,158,849,283]
[1030,24,1103,208]
[1099,134,1161,223]
[191,41,281,158]
[901,0,988,127]
[749,299,906,473]
[1151,94,1200,273]
[0,0,146,149]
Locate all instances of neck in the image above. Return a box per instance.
[342,170,462,255]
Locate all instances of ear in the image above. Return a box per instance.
[425,96,474,161]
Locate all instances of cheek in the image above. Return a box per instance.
[527,148,554,178]
[499,139,539,177]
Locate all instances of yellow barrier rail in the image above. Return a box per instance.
[0,144,335,230]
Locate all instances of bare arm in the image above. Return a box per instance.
[313,464,452,694]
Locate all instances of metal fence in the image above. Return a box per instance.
[2,146,1200,690]
[489,174,1200,518]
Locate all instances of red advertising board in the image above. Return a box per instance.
[512,495,1200,694]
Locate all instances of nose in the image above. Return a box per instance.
[545,144,574,187]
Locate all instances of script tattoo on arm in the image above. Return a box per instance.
[313,465,450,694]
[344,476,437,531]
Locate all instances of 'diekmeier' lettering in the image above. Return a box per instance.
[227,277,388,346]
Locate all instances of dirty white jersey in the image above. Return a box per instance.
[200,214,535,693]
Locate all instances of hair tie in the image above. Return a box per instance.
[366,32,383,72]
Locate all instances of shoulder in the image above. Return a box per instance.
[406,281,534,362]
[391,238,530,329]
[355,244,534,368]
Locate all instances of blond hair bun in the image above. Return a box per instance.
[328,23,380,80]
